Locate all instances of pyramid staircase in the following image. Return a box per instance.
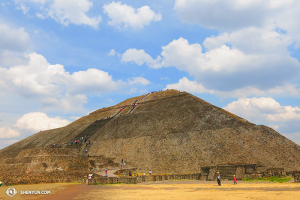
[70,118,112,144]
[81,143,92,156]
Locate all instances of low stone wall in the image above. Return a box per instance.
[0,171,97,185]
[89,173,201,185]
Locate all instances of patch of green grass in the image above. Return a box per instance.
[243,176,292,183]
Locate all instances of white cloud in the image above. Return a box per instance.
[127,87,137,94]
[103,1,162,30]
[69,116,81,120]
[223,97,300,143]
[108,49,115,56]
[0,22,31,66]
[122,37,300,92]
[15,112,70,132]
[174,0,300,46]
[67,68,123,95]
[269,124,279,130]
[165,77,300,99]
[108,49,121,57]
[165,77,208,93]
[106,98,113,102]
[223,97,300,123]
[121,48,161,68]
[0,126,20,139]
[15,0,101,29]
[127,77,151,85]
[0,52,124,111]
[17,3,29,14]
[203,27,292,55]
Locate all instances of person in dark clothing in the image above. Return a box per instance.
[217,172,221,186]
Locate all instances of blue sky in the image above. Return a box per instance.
[1,0,300,149]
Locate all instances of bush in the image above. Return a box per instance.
[244,176,292,183]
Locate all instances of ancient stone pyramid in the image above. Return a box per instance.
[1,89,300,177]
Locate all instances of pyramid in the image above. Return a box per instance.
[0,89,299,184]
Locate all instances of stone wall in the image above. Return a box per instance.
[0,172,99,185]
[89,173,201,185]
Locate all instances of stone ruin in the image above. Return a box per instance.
[200,164,287,181]
[0,89,300,185]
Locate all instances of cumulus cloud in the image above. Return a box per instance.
[121,48,161,68]
[165,77,300,98]
[14,0,101,28]
[15,112,70,132]
[203,27,292,55]
[174,0,300,47]
[66,68,122,95]
[127,77,151,85]
[0,52,124,111]
[165,77,208,93]
[122,37,300,92]
[103,1,162,30]
[0,126,20,139]
[223,97,300,142]
[0,22,31,66]
[223,97,300,123]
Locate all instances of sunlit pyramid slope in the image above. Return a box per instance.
[0,89,299,176]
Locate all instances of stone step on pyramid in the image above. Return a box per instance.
[70,118,112,143]
[82,143,92,156]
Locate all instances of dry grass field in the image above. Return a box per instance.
[1,180,300,200]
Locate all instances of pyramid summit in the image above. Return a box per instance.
[0,89,300,184]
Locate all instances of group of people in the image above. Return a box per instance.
[82,175,92,184]
[216,172,237,186]
[71,135,90,145]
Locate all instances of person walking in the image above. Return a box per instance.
[149,170,152,175]
[88,176,91,184]
[233,175,237,185]
[105,168,108,175]
[217,172,221,186]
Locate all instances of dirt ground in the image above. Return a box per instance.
[1,180,300,200]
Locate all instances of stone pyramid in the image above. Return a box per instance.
[0,89,299,182]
